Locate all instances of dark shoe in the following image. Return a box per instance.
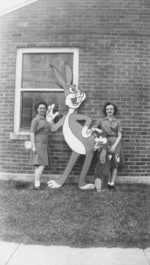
[33,186,41,190]
[110,185,115,190]
[108,184,115,190]
[108,184,111,189]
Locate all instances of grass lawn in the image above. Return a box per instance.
[0,180,149,248]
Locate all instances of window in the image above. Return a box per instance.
[14,48,79,134]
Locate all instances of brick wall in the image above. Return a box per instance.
[0,0,150,178]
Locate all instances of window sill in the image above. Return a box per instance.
[9,132,30,140]
[9,132,64,141]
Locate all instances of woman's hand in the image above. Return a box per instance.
[30,132,36,152]
[111,132,122,153]
[32,146,36,153]
[111,144,117,153]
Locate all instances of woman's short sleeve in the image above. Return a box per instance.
[31,117,39,133]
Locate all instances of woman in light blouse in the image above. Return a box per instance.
[30,101,51,190]
[92,102,124,190]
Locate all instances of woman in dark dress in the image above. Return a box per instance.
[92,102,124,191]
[30,101,51,190]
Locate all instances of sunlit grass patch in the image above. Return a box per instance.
[0,180,149,248]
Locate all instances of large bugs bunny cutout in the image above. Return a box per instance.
[47,63,106,190]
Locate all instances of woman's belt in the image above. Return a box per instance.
[107,135,117,137]
[35,135,48,144]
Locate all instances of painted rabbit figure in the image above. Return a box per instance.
[47,63,104,190]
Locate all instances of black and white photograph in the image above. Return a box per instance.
[0,1,150,264]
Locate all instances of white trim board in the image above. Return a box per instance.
[0,0,39,17]
[0,173,150,184]
[14,48,79,134]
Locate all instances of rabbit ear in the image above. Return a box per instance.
[50,64,67,89]
[64,62,73,85]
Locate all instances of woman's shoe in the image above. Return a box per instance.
[110,185,115,190]
[34,186,41,190]
[108,184,115,190]
[108,184,111,189]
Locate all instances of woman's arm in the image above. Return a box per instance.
[30,132,36,152]
[111,131,122,153]
[91,119,102,134]
[49,115,65,132]
[30,117,39,152]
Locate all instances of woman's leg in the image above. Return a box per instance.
[101,163,110,189]
[108,169,112,186]
[107,155,112,186]
[94,162,102,192]
[34,165,45,188]
[109,167,117,188]
[108,151,118,188]
[110,152,120,187]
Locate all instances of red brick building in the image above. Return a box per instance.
[0,0,150,182]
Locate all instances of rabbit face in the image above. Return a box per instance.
[50,64,86,109]
[94,137,107,151]
[65,85,86,109]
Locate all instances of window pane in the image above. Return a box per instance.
[22,92,33,109]
[22,54,34,71]
[33,54,47,71]
[60,53,73,68]
[60,93,66,113]
[47,93,59,107]
[33,71,47,88]
[20,91,67,130]
[33,92,47,106]
[21,53,73,89]
[22,71,33,88]
[47,70,61,89]
[47,53,73,70]
[21,108,33,130]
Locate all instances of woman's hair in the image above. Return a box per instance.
[103,102,118,116]
[34,101,48,113]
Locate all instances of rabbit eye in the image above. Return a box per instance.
[69,87,74,93]
[69,86,77,93]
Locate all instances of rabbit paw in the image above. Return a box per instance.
[47,180,61,189]
[46,104,59,124]
[82,126,92,138]
[80,183,95,190]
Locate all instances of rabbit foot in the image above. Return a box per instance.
[79,183,95,190]
[47,180,61,189]
[95,178,101,192]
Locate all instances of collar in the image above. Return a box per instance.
[37,114,45,120]
[104,116,116,121]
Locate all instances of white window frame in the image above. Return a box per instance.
[14,48,79,135]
